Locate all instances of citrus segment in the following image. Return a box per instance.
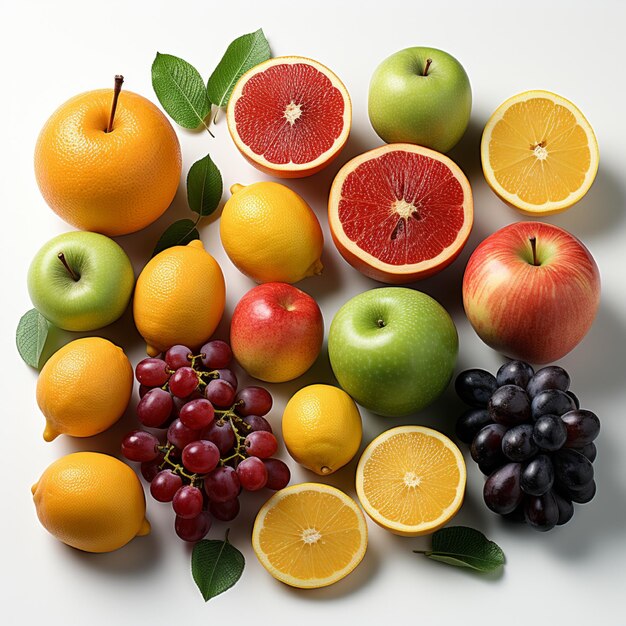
[356,426,466,536]
[329,144,473,283]
[227,57,351,178]
[481,90,598,214]
[252,483,367,588]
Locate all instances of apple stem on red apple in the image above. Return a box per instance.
[106,75,124,133]
[423,58,433,76]
[529,236,540,266]
[57,252,79,281]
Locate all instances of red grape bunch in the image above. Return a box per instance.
[455,361,600,531]
[121,340,291,542]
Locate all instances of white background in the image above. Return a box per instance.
[2,1,625,624]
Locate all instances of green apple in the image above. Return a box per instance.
[328,287,457,416]
[368,47,472,152]
[27,231,134,331]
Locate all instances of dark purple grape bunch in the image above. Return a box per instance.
[121,340,291,542]
[455,361,600,532]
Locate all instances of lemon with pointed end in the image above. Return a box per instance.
[32,452,150,553]
[282,384,362,475]
[220,182,324,284]
[36,337,133,442]
[133,239,225,356]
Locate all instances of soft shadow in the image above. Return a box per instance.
[448,115,486,183]
[546,166,626,239]
[299,249,345,304]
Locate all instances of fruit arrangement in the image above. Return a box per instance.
[455,362,600,530]
[122,340,290,541]
[16,26,605,601]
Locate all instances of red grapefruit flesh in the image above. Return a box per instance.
[329,144,473,283]
[227,56,351,178]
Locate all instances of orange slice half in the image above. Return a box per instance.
[481,90,599,214]
[252,483,367,589]
[356,426,466,536]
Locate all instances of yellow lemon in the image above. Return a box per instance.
[356,426,466,536]
[32,452,150,553]
[282,384,362,475]
[220,182,324,284]
[133,239,225,356]
[252,483,367,588]
[36,337,133,442]
[481,90,599,215]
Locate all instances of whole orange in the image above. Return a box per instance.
[34,88,181,237]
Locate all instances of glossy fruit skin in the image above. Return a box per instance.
[455,408,492,444]
[496,360,535,388]
[220,182,323,284]
[462,221,600,364]
[521,455,555,496]
[133,240,225,356]
[470,424,508,472]
[483,462,523,514]
[501,424,538,462]
[526,366,570,398]
[368,47,471,152]
[36,337,133,442]
[531,390,576,420]
[329,288,458,416]
[454,369,497,407]
[533,415,568,451]
[27,231,134,332]
[524,492,559,531]
[488,385,531,426]
[561,410,601,447]
[230,283,323,383]
[553,449,594,491]
[32,452,150,553]
[35,89,181,236]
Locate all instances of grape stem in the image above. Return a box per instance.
[216,403,250,466]
[158,443,201,486]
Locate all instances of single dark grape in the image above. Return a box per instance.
[566,390,580,409]
[561,479,597,504]
[561,409,600,447]
[164,345,193,370]
[201,420,236,455]
[172,485,204,519]
[524,492,559,531]
[209,498,240,522]
[182,440,220,474]
[483,462,523,514]
[216,369,238,391]
[205,379,236,408]
[135,358,170,387]
[527,366,570,398]
[204,466,240,502]
[263,459,291,490]
[140,455,164,482]
[137,388,173,427]
[237,456,268,491]
[531,389,576,420]
[235,386,273,417]
[455,408,492,444]
[245,431,278,459]
[242,414,273,434]
[167,419,202,450]
[576,442,597,463]
[552,490,574,525]
[533,414,568,451]
[520,455,554,496]
[175,512,211,542]
[470,424,508,470]
[496,360,534,388]
[169,367,199,398]
[488,385,531,426]
[200,340,232,369]
[501,424,538,462]
[150,470,183,502]
[179,398,215,430]
[553,449,594,491]
[121,429,160,462]
[454,369,498,407]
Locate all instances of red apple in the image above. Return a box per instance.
[230,283,324,383]
[462,222,600,364]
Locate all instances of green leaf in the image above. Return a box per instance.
[414,526,505,572]
[192,534,245,601]
[187,154,222,216]
[207,28,271,108]
[151,52,210,129]
[16,309,49,369]
[153,219,200,257]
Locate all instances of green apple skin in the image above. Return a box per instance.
[328,288,458,417]
[368,47,472,153]
[27,231,134,331]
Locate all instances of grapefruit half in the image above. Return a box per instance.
[227,56,351,178]
[329,144,473,284]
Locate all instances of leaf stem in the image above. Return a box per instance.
[106,75,124,133]
[57,252,79,281]
[202,119,216,138]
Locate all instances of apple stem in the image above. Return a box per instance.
[106,75,124,133]
[529,236,539,266]
[57,252,79,281]
[423,58,433,76]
